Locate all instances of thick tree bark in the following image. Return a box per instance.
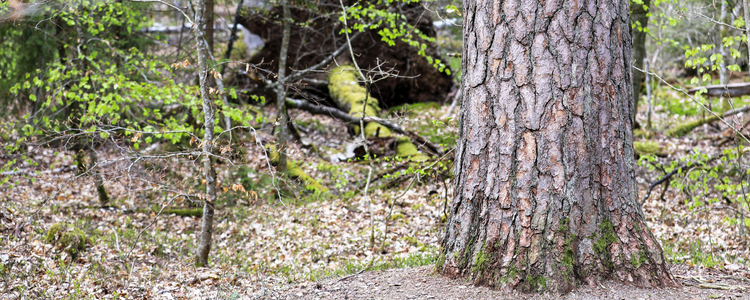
[631,0,650,124]
[194,0,217,267]
[438,0,675,293]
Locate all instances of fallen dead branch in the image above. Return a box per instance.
[687,82,750,98]
[675,275,748,291]
[286,97,444,156]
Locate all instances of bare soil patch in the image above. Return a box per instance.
[281,265,750,300]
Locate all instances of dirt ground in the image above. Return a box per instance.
[276,264,750,300]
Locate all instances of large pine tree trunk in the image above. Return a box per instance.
[438,0,675,293]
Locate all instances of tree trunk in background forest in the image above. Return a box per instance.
[438,0,676,293]
[744,0,750,80]
[719,0,730,112]
[274,0,291,173]
[194,0,217,267]
[71,3,110,206]
[631,0,650,125]
[206,0,214,52]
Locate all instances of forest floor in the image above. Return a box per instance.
[2,102,750,299]
[281,264,750,299]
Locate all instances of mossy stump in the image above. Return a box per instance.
[45,223,89,258]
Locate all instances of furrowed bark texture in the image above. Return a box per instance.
[195,0,217,267]
[439,0,675,293]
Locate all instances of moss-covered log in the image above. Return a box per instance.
[328,65,429,161]
[156,208,203,217]
[667,106,750,137]
[285,97,443,156]
[265,144,327,193]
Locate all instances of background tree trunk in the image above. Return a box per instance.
[718,0,731,112]
[206,0,214,53]
[631,0,651,125]
[194,0,217,267]
[274,0,291,173]
[438,0,675,293]
[743,0,750,80]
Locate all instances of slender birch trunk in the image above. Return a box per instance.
[194,0,217,267]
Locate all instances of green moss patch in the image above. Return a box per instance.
[525,274,547,292]
[364,121,392,138]
[160,208,203,217]
[593,219,617,256]
[396,136,429,161]
[328,65,430,160]
[633,129,654,139]
[328,65,381,119]
[435,253,446,269]
[45,223,89,258]
[388,102,442,115]
[630,250,647,268]
[633,141,663,155]
[471,247,489,273]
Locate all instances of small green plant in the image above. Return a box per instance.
[630,250,647,268]
[527,274,547,292]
